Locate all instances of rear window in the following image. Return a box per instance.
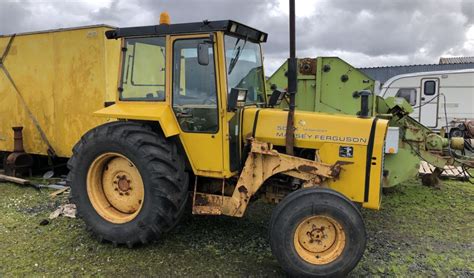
[120,37,166,101]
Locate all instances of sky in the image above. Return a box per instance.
[1,0,473,74]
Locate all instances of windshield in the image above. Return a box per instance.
[224,35,265,104]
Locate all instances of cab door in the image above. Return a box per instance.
[170,34,225,177]
[419,78,439,128]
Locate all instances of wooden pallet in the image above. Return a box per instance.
[419,161,468,179]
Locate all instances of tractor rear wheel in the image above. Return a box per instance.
[67,121,188,247]
[269,187,366,277]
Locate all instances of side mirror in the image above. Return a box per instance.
[268,89,286,107]
[228,88,248,112]
[197,43,209,66]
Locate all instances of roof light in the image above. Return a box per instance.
[259,33,266,42]
[159,12,170,25]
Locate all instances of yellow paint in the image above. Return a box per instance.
[87,152,144,224]
[293,215,345,265]
[169,34,226,177]
[0,26,120,157]
[365,119,387,209]
[94,102,180,137]
[215,32,234,176]
[99,33,231,178]
[242,108,388,209]
[243,108,377,147]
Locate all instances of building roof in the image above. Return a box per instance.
[439,56,474,64]
[358,63,474,84]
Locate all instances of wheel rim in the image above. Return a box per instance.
[293,215,346,265]
[87,152,144,224]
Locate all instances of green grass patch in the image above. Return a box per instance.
[0,178,472,276]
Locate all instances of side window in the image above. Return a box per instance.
[120,37,166,101]
[172,38,218,133]
[395,88,416,106]
[424,80,436,96]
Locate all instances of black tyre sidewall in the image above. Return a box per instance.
[270,188,366,278]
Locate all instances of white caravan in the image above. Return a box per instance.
[379,69,474,133]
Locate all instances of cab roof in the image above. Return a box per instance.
[105,20,268,43]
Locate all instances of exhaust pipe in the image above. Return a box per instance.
[285,0,297,155]
[13,126,26,152]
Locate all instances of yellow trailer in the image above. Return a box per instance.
[0,25,120,158]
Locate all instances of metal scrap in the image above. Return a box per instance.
[49,204,76,219]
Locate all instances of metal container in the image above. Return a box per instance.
[0,25,121,157]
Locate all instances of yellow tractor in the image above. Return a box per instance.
[66,11,388,277]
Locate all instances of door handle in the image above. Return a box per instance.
[421,97,425,101]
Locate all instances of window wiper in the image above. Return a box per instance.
[228,38,247,75]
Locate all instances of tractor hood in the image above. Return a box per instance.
[241,108,387,150]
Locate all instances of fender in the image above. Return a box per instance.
[94,102,180,137]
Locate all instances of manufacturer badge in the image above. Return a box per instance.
[339,146,353,158]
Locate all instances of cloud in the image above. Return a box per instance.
[0,0,473,73]
[0,1,32,35]
[461,0,474,25]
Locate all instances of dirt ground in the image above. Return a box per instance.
[0,177,472,277]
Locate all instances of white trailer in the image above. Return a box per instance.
[379,69,474,133]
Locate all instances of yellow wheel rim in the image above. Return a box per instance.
[87,152,144,224]
[293,215,346,265]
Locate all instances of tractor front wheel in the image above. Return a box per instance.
[269,187,366,277]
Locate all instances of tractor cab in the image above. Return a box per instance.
[98,15,268,178]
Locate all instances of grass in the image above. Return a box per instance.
[0,178,472,276]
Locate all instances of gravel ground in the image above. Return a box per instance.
[0,178,472,277]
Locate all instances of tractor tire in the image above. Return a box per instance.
[67,121,188,247]
[269,187,366,278]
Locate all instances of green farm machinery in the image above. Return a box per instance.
[268,57,473,187]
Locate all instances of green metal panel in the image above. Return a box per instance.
[383,145,420,187]
[267,57,465,188]
[317,57,375,115]
[267,57,375,115]
[267,57,423,188]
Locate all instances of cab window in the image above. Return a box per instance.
[172,38,218,133]
[120,37,166,101]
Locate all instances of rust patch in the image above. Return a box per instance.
[238,186,248,194]
[330,161,354,178]
[299,58,316,75]
[298,165,318,172]
[195,194,209,206]
[330,165,342,178]
[117,176,131,192]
